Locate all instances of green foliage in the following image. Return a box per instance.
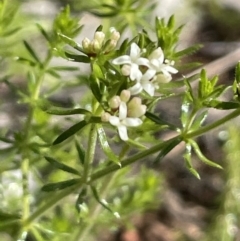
[1,2,240,241]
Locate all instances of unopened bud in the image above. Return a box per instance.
[82,37,90,51]
[104,40,118,52]
[127,97,146,117]
[109,96,121,109]
[121,65,131,76]
[90,39,101,53]
[94,31,105,46]
[110,30,120,41]
[101,112,111,122]
[120,90,131,102]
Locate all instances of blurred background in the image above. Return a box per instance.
[1,0,240,240]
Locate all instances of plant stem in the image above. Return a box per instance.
[23,184,80,228]
[83,124,97,182]
[22,108,240,228]
[186,108,240,139]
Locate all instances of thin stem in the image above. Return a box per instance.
[74,172,118,241]
[23,184,80,228]
[83,124,97,182]
[186,108,240,139]
[21,108,240,228]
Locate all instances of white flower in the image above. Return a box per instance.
[109,102,143,141]
[128,69,156,96]
[112,43,149,81]
[149,47,178,79]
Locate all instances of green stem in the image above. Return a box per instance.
[186,108,240,139]
[23,184,80,228]
[74,173,118,241]
[83,124,97,182]
[21,108,240,228]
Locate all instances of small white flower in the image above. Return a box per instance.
[109,102,143,141]
[128,69,156,96]
[149,47,178,78]
[112,43,149,81]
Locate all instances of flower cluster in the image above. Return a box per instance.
[82,28,120,54]
[112,43,178,96]
[102,90,146,141]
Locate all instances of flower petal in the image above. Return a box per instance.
[122,117,142,127]
[130,63,142,81]
[141,69,156,81]
[128,82,143,95]
[112,56,131,65]
[142,82,155,96]
[130,43,141,60]
[109,116,120,126]
[118,125,128,141]
[119,102,127,120]
[136,57,150,67]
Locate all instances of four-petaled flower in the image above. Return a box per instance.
[109,102,143,141]
[148,47,178,82]
[112,43,149,81]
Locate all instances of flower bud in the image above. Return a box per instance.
[110,30,120,41]
[121,65,131,76]
[82,37,90,52]
[101,112,111,122]
[109,96,121,109]
[94,31,105,46]
[155,73,172,83]
[120,90,131,102]
[127,97,146,118]
[91,39,101,53]
[104,40,118,52]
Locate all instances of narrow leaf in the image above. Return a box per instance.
[23,41,41,64]
[51,66,79,71]
[97,125,120,165]
[41,178,80,192]
[204,100,240,110]
[53,120,88,145]
[43,106,91,115]
[75,141,85,165]
[191,140,223,169]
[154,137,182,164]
[36,23,51,43]
[145,111,176,130]
[90,186,114,214]
[45,156,81,176]
[65,52,90,63]
[191,110,208,130]
[184,143,200,179]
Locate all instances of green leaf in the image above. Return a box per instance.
[36,23,51,44]
[90,186,116,215]
[154,137,182,164]
[97,125,120,165]
[51,66,79,71]
[184,143,200,179]
[23,40,41,64]
[43,106,91,115]
[126,138,147,150]
[180,94,191,128]
[41,178,80,192]
[45,156,81,176]
[204,100,240,110]
[190,140,223,169]
[15,57,36,67]
[190,110,208,131]
[75,187,88,214]
[89,75,102,103]
[65,52,90,63]
[75,140,85,165]
[53,120,88,145]
[174,44,202,58]
[58,33,82,52]
[145,111,176,130]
